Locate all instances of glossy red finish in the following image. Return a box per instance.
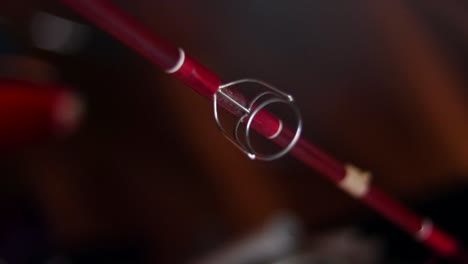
[173,54,220,97]
[364,187,460,257]
[364,187,423,234]
[60,0,465,260]
[271,125,345,181]
[0,80,79,148]
[426,227,460,257]
[250,110,282,138]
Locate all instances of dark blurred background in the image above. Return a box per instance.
[0,0,468,263]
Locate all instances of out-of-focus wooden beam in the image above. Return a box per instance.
[365,0,468,172]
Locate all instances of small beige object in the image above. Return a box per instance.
[338,164,372,198]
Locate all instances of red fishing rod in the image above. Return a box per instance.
[58,0,466,261]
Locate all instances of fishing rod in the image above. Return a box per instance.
[58,0,466,261]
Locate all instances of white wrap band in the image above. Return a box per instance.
[338,164,371,198]
[268,120,283,139]
[165,48,185,74]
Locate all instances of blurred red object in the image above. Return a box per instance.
[0,79,83,149]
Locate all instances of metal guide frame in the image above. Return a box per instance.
[213,79,302,161]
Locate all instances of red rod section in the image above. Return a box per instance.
[59,0,465,260]
[59,0,220,97]
[0,79,82,148]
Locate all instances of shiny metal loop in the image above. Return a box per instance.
[213,79,302,161]
[245,97,302,161]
